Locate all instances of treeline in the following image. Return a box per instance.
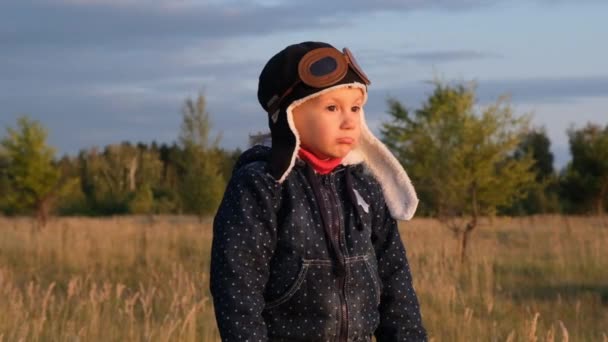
[52,140,239,217]
[0,95,239,225]
[1,83,607,227]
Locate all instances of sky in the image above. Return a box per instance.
[1,0,607,168]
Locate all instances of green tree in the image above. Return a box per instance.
[155,142,181,213]
[128,146,163,215]
[54,155,88,215]
[506,128,560,214]
[515,128,554,178]
[560,123,608,215]
[177,94,225,220]
[0,116,61,226]
[133,146,163,191]
[77,142,165,215]
[381,82,536,262]
[128,184,155,214]
[218,148,242,183]
[78,144,136,214]
[0,152,10,213]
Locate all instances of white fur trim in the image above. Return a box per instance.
[279,82,419,220]
[354,109,419,220]
[279,104,301,183]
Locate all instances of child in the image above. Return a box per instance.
[210,41,427,341]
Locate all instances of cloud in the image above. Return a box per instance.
[5,0,598,50]
[3,56,608,156]
[475,76,608,105]
[354,48,501,71]
[2,0,607,158]
[401,50,502,64]
[370,75,608,108]
[0,1,340,49]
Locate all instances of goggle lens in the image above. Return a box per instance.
[310,56,338,77]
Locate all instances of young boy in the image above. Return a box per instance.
[210,41,427,341]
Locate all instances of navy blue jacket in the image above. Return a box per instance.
[210,146,427,341]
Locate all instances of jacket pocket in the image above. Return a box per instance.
[263,259,340,341]
[265,261,310,310]
[363,255,382,305]
[344,254,381,339]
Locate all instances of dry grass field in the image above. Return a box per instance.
[0,215,606,341]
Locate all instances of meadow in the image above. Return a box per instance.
[0,215,606,341]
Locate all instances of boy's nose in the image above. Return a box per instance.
[341,113,358,130]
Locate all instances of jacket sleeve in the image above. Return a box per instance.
[372,203,427,342]
[210,165,280,342]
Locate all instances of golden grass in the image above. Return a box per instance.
[0,215,606,341]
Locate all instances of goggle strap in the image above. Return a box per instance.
[343,48,371,85]
[267,81,300,116]
[271,109,280,123]
[266,94,279,109]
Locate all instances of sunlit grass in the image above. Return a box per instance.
[0,215,606,341]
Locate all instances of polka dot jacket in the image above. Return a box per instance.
[210,146,427,341]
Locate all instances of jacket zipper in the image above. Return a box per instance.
[326,173,349,342]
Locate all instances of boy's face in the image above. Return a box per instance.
[292,87,364,159]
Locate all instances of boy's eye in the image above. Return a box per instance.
[351,106,361,112]
[326,105,338,112]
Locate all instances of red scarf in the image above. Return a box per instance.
[298,147,343,175]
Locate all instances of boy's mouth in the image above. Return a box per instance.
[336,137,355,144]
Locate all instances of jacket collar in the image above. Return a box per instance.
[297,147,343,175]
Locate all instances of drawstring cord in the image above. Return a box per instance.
[344,167,365,231]
[303,164,367,276]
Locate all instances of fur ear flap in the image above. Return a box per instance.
[355,112,418,220]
